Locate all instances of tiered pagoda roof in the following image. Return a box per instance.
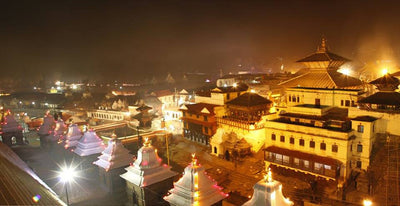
[93,134,133,171]
[279,38,363,89]
[359,73,400,106]
[120,138,177,187]
[164,154,228,206]
[243,168,293,206]
[38,112,55,136]
[73,129,105,156]
[227,92,272,107]
[64,124,82,149]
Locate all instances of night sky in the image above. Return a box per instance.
[1,0,400,82]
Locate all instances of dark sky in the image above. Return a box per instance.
[1,0,400,82]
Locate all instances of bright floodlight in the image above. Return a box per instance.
[59,166,76,183]
[363,199,372,206]
[381,68,388,76]
[233,82,238,88]
[340,68,351,76]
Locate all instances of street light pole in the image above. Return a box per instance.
[162,119,170,166]
[65,183,69,206]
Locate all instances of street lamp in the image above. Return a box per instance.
[58,166,76,205]
[363,199,372,206]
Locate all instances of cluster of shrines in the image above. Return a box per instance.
[31,113,292,206]
[178,37,400,193]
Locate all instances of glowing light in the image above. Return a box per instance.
[32,195,41,203]
[271,191,276,200]
[363,199,373,206]
[58,166,76,183]
[233,83,238,88]
[71,84,78,90]
[55,81,61,86]
[382,68,388,75]
[340,67,351,76]
[31,102,35,105]
[250,89,255,93]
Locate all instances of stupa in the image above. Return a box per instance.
[74,128,105,156]
[120,138,177,206]
[164,154,228,206]
[37,111,55,148]
[64,124,83,149]
[243,168,293,206]
[1,112,24,146]
[94,133,133,193]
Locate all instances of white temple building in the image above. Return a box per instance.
[38,112,55,136]
[243,168,293,206]
[64,124,83,149]
[164,154,228,206]
[93,133,133,171]
[73,129,105,156]
[120,138,177,206]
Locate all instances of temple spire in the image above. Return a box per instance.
[317,36,328,53]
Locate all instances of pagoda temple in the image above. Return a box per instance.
[279,37,363,89]
[120,138,177,206]
[93,133,133,193]
[73,129,105,157]
[243,168,293,206]
[37,111,55,148]
[64,124,83,149]
[135,104,153,128]
[164,154,228,206]
[358,73,400,111]
[1,112,24,146]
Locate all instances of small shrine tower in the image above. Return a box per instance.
[164,154,228,206]
[37,111,55,148]
[243,168,293,206]
[1,111,24,146]
[120,138,177,206]
[74,128,105,168]
[93,133,133,193]
[64,123,83,149]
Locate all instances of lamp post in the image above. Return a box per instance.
[161,118,170,166]
[59,166,76,206]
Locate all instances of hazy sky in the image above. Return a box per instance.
[1,0,400,82]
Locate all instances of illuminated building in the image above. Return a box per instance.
[93,133,133,193]
[211,92,272,158]
[87,110,127,121]
[164,154,228,206]
[180,103,221,145]
[64,124,83,149]
[120,138,177,206]
[243,168,293,206]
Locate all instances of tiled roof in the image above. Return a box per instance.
[227,92,272,107]
[184,103,219,115]
[358,92,400,105]
[369,73,400,85]
[296,52,350,62]
[279,70,363,89]
[0,143,65,205]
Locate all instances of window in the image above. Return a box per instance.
[289,96,292,102]
[227,93,230,100]
[297,96,300,102]
[324,165,331,170]
[196,114,199,119]
[315,98,320,106]
[357,125,364,133]
[310,140,315,148]
[345,100,350,107]
[356,161,362,169]
[290,137,295,144]
[299,139,305,146]
[271,134,276,141]
[357,144,363,152]
[341,100,344,106]
[204,127,208,134]
[276,154,283,162]
[304,160,309,168]
[314,163,323,171]
[351,100,355,107]
[283,155,290,164]
[294,158,300,166]
[320,142,326,150]
[280,135,285,142]
[295,118,300,123]
[214,147,217,154]
[332,144,338,153]
[204,115,208,121]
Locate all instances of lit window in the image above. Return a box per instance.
[293,158,300,166]
[283,155,289,164]
[324,165,331,170]
[304,160,309,168]
[314,162,323,171]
